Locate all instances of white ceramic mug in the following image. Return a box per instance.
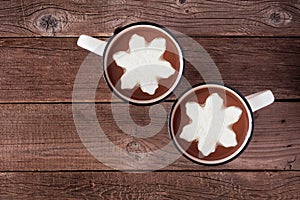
[169,83,275,165]
[77,22,184,105]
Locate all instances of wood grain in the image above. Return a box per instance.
[0,0,299,37]
[0,37,299,103]
[0,171,299,199]
[0,102,299,171]
[1,0,299,198]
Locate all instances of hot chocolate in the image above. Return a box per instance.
[169,84,252,164]
[103,24,183,104]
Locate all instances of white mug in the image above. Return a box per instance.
[169,83,275,165]
[77,22,184,105]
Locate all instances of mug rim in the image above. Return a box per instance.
[168,82,254,165]
[102,22,184,106]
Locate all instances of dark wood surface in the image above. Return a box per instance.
[0,0,299,37]
[0,37,299,102]
[0,0,299,199]
[0,102,299,171]
[0,172,299,199]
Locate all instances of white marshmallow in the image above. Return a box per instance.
[113,34,175,95]
[180,93,242,156]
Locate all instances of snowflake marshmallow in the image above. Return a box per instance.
[112,34,175,95]
[180,93,243,156]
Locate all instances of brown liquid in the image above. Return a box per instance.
[171,86,250,161]
[104,25,181,102]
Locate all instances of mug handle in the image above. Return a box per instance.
[77,35,107,56]
[245,90,275,112]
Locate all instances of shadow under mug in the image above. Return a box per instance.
[169,83,275,165]
[77,22,184,105]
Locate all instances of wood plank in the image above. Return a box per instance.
[0,171,299,199]
[0,0,299,37]
[0,37,299,102]
[0,102,299,171]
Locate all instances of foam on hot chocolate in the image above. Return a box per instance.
[179,93,242,156]
[112,34,175,95]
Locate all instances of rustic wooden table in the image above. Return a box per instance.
[0,0,299,199]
